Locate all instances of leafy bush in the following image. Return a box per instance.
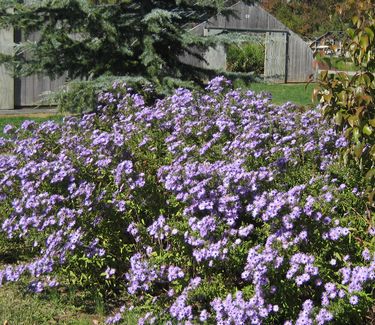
[43,76,158,115]
[226,42,265,75]
[328,57,358,72]
[316,0,375,189]
[316,55,359,72]
[0,77,373,324]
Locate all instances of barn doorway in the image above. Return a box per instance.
[204,27,290,83]
[225,34,266,77]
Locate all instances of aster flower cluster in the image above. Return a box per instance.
[0,76,373,324]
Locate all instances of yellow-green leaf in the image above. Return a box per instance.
[365,168,375,180]
[360,35,369,50]
[363,124,372,135]
[348,115,359,127]
[353,142,364,158]
[365,27,375,42]
[334,112,343,125]
[352,127,360,142]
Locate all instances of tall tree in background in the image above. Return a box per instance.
[0,0,255,92]
[261,0,354,38]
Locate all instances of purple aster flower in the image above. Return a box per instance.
[349,295,359,305]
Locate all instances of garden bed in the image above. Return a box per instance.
[0,77,373,324]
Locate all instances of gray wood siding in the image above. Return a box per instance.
[0,27,14,110]
[264,32,287,83]
[287,33,314,82]
[206,3,287,31]
[180,23,207,69]
[182,2,314,83]
[17,32,66,107]
[17,73,66,107]
[0,22,66,109]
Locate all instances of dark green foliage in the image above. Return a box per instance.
[0,0,256,95]
[226,42,265,75]
[0,0,257,113]
[44,75,158,114]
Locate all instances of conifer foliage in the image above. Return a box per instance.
[0,0,254,90]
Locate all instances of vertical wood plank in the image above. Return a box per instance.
[264,32,286,83]
[19,31,66,107]
[0,27,14,109]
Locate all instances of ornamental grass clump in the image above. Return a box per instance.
[0,77,373,324]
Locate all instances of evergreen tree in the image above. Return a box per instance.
[0,0,255,92]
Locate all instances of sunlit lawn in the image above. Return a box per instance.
[241,82,317,106]
[0,114,63,135]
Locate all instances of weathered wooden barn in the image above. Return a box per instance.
[0,28,66,110]
[0,1,314,110]
[181,1,314,83]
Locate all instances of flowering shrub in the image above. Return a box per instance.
[0,77,374,324]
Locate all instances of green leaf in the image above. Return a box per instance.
[365,168,375,180]
[334,112,343,126]
[348,115,359,127]
[352,15,359,26]
[365,27,375,42]
[363,124,372,135]
[353,142,364,158]
[347,28,355,39]
[360,34,369,50]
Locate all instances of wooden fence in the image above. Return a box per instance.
[0,27,14,110]
[0,28,66,110]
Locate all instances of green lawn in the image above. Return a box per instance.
[239,82,317,106]
[0,283,105,325]
[0,281,139,324]
[322,56,359,72]
[0,114,63,135]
